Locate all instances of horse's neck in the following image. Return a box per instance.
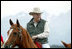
[21,29,37,48]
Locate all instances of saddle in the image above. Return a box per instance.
[34,38,42,48]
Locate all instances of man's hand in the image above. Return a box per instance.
[32,36,38,40]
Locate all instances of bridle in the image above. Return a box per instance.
[4,26,22,48]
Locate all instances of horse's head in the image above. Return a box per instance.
[4,19,23,48]
[4,19,38,48]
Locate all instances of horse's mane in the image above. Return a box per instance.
[18,26,37,48]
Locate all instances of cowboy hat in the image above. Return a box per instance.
[29,7,43,15]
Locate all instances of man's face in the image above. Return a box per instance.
[32,13,41,19]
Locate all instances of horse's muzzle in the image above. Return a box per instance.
[4,45,9,48]
[4,44,10,48]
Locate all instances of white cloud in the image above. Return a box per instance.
[1,1,71,19]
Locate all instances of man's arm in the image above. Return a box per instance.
[35,21,49,39]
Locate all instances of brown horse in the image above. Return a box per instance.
[61,41,71,48]
[4,19,38,48]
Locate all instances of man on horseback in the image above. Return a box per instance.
[26,7,50,48]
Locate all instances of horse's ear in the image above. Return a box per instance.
[17,19,20,27]
[9,19,13,26]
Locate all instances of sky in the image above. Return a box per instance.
[1,1,71,19]
[1,1,71,45]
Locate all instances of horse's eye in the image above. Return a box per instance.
[13,32,17,36]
